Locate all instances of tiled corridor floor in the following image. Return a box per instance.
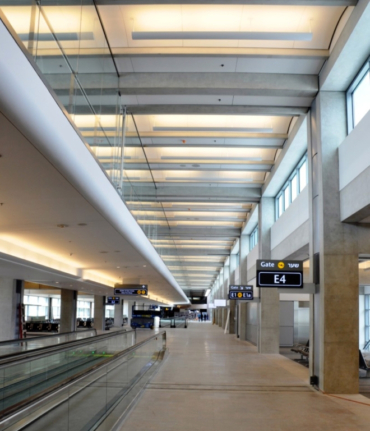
[120,322,370,431]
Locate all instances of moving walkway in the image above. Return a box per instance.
[0,329,167,430]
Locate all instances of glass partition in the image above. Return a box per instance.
[0,329,97,357]
[0,331,165,431]
[0,329,136,418]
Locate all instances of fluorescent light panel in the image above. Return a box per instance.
[132,31,312,42]
[161,156,263,161]
[165,177,253,182]
[153,126,273,133]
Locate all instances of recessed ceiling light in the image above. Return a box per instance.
[57,224,68,228]
[100,251,108,254]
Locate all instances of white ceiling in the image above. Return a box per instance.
[0,1,355,294]
[0,110,186,304]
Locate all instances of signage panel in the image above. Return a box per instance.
[256,260,303,288]
[228,285,254,300]
[114,284,148,296]
[106,296,120,305]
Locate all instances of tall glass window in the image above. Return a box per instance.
[275,153,308,220]
[291,173,298,201]
[105,305,114,318]
[347,59,370,132]
[24,295,49,321]
[299,160,307,192]
[52,298,60,320]
[365,295,370,346]
[284,184,291,211]
[249,225,258,250]
[77,300,92,318]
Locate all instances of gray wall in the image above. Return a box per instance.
[246,302,259,345]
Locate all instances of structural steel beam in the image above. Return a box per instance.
[46,72,318,97]
[119,72,318,97]
[112,47,329,59]
[122,185,261,202]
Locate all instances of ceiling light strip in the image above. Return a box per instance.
[161,157,263,161]
[153,127,273,133]
[165,177,254,182]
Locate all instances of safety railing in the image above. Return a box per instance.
[0,331,166,431]
[0,329,136,419]
[0,329,97,357]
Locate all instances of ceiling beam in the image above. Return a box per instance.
[112,47,329,59]
[119,72,318,97]
[127,105,306,116]
[47,72,317,98]
[125,130,287,140]
[123,185,261,202]
[96,0,357,6]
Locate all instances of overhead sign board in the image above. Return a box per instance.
[228,285,254,300]
[256,260,303,288]
[114,284,148,296]
[106,296,120,305]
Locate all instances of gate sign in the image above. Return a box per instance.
[256,260,303,288]
[228,285,254,300]
[114,284,148,295]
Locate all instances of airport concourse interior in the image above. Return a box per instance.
[2,1,370,430]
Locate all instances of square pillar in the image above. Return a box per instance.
[60,289,77,333]
[238,235,250,340]
[258,198,280,354]
[229,255,237,334]
[114,298,124,327]
[0,278,23,341]
[310,92,359,394]
[94,295,105,332]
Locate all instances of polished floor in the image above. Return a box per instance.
[120,322,370,431]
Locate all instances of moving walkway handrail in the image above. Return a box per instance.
[0,330,166,428]
[0,328,135,367]
[0,328,96,346]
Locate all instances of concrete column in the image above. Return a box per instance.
[114,298,124,327]
[310,92,359,394]
[60,289,77,333]
[127,300,133,326]
[258,198,280,354]
[229,255,237,334]
[222,265,230,329]
[0,279,23,341]
[238,235,250,340]
[218,273,223,328]
[94,295,105,332]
